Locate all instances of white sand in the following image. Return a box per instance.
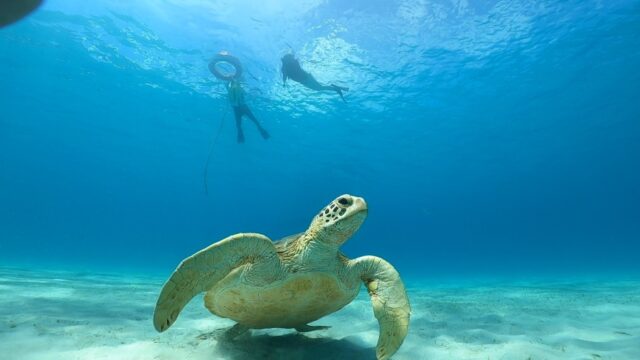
[0,267,639,360]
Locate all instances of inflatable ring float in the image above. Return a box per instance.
[209,53,243,81]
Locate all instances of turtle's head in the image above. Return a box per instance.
[309,194,368,247]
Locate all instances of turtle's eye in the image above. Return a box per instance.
[338,197,352,206]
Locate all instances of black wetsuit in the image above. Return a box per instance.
[281,54,348,101]
[232,104,269,143]
[233,104,256,123]
[228,83,269,143]
[281,54,311,84]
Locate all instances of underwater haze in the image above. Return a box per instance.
[1,0,640,276]
[1,1,640,359]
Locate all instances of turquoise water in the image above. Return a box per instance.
[2,0,638,277]
[1,1,640,359]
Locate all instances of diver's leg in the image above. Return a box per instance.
[330,84,348,102]
[304,74,347,101]
[234,107,244,143]
[302,73,331,91]
[331,84,349,92]
[243,105,270,140]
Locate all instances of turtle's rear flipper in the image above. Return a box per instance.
[295,324,330,332]
[225,323,250,339]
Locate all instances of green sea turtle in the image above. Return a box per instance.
[153,194,410,360]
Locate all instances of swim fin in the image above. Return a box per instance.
[331,84,349,102]
[259,127,270,140]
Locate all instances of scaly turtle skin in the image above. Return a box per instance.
[154,194,410,360]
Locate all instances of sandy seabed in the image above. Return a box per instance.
[0,267,639,360]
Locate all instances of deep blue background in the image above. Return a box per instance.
[1,0,639,277]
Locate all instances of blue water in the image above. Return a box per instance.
[1,0,639,279]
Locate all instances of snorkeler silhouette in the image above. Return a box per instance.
[227,79,269,143]
[209,52,269,144]
[281,53,349,102]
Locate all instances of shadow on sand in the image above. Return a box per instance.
[202,328,376,360]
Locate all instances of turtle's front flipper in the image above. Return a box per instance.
[153,233,281,332]
[350,256,410,360]
[295,324,330,332]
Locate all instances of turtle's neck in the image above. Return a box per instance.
[306,233,338,255]
[283,229,340,265]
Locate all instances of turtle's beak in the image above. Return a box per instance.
[347,196,368,219]
[353,196,367,212]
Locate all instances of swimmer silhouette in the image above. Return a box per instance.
[281,53,349,102]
